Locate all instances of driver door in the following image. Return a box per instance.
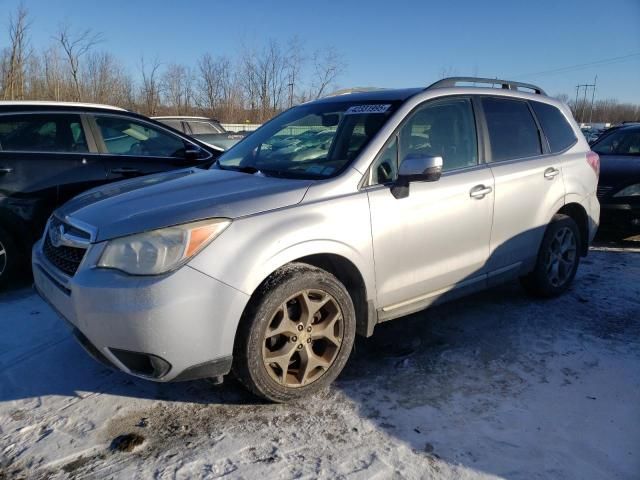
[366,97,494,318]
[90,114,203,181]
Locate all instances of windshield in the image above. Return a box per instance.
[214,101,399,179]
[592,128,640,156]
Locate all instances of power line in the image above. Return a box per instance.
[513,52,640,79]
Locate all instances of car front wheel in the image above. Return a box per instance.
[233,263,356,402]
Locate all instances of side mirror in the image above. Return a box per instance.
[184,145,203,161]
[391,153,443,199]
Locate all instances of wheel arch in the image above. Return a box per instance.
[239,250,377,342]
[557,202,589,256]
[293,253,375,338]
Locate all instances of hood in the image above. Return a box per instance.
[56,168,313,242]
[598,154,640,190]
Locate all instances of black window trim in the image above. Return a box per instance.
[478,95,547,164]
[362,94,486,188]
[0,110,98,155]
[88,112,213,161]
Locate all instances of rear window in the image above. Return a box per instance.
[482,97,542,162]
[592,127,640,156]
[530,101,577,153]
[189,121,223,135]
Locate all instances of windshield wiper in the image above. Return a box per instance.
[216,162,259,174]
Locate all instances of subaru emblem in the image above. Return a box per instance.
[49,224,64,248]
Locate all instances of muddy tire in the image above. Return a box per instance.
[521,214,581,297]
[0,225,19,289]
[233,263,356,403]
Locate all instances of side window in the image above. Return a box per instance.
[160,119,186,132]
[370,136,398,184]
[189,121,223,135]
[482,97,542,162]
[370,97,477,184]
[96,116,187,158]
[0,114,88,153]
[530,101,577,153]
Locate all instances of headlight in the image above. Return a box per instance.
[613,184,640,197]
[98,218,230,275]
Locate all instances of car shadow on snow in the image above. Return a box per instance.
[1,239,639,479]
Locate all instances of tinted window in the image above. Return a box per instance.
[592,127,640,156]
[160,119,186,132]
[530,101,576,153]
[0,114,88,153]
[482,97,542,162]
[96,116,187,158]
[371,98,477,184]
[189,121,223,134]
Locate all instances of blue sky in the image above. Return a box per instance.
[2,0,639,102]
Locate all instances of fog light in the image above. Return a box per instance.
[109,348,171,378]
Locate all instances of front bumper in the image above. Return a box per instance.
[32,240,250,382]
[599,201,640,234]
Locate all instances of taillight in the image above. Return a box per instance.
[586,151,600,177]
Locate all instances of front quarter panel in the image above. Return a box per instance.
[188,189,376,304]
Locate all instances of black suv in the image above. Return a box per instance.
[0,102,222,286]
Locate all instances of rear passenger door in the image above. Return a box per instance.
[90,114,208,181]
[0,112,106,240]
[480,96,566,280]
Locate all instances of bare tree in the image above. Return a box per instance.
[310,46,345,99]
[139,57,162,116]
[55,24,103,101]
[196,53,233,115]
[2,4,31,100]
[162,63,194,115]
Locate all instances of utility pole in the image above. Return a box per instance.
[288,82,294,108]
[575,79,597,124]
[588,75,597,124]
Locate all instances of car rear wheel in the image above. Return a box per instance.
[521,214,580,297]
[233,263,356,402]
[0,225,19,289]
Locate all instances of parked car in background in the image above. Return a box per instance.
[154,116,247,150]
[34,77,599,402]
[0,102,222,287]
[592,124,640,236]
[581,127,604,144]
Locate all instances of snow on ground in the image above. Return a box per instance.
[1,244,639,480]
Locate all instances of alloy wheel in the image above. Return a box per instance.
[262,289,343,387]
[545,226,577,287]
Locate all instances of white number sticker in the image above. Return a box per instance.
[345,104,391,115]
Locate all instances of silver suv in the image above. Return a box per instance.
[33,77,600,402]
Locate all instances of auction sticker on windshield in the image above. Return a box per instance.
[345,104,391,115]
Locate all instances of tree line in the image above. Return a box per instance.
[556,94,640,124]
[0,5,345,123]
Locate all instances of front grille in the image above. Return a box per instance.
[597,185,614,199]
[43,232,86,276]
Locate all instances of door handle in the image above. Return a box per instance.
[544,167,560,179]
[111,167,141,175]
[0,167,12,175]
[470,184,492,199]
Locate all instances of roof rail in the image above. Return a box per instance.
[426,77,546,95]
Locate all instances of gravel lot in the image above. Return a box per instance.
[1,242,639,479]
